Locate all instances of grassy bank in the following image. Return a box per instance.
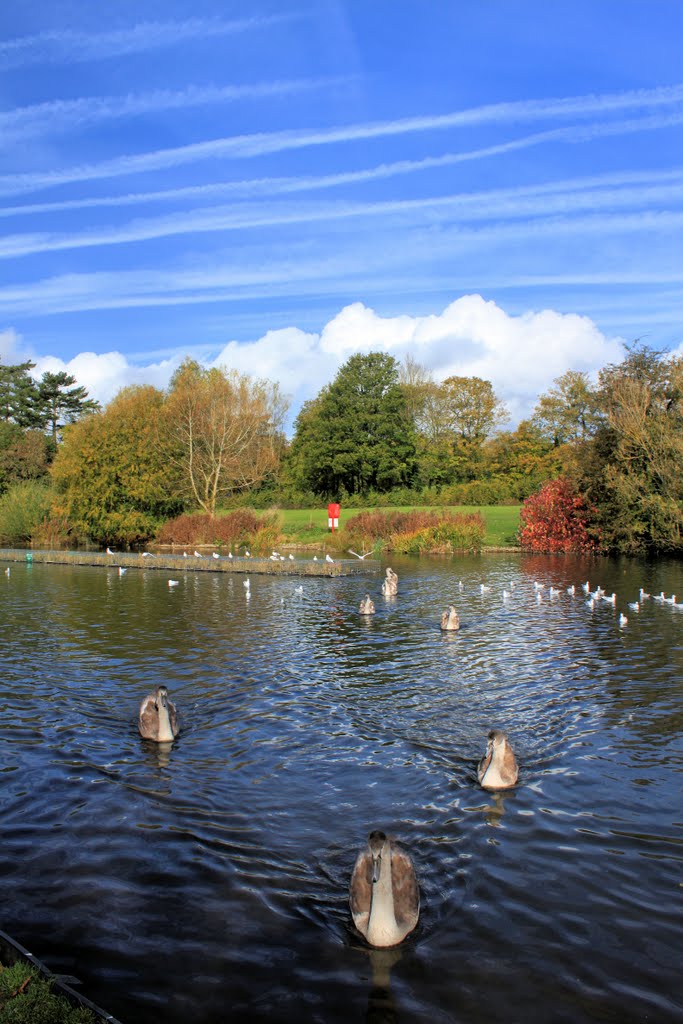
[0,960,95,1023]
[277,505,520,548]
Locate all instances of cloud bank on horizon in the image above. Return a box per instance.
[2,294,626,431]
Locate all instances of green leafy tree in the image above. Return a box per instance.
[483,420,562,500]
[0,360,43,428]
[0,479,53,544]
[51,385,184,546]
[287,352,418,497]
[163,359,288,517]
[37,370,100,443]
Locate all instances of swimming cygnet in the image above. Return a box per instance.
[440,606,460,631]
[349,830,420,948]
[359,594,376,615]
[381,567,399,597]
[477,729,519,790]
[138,685,179,742]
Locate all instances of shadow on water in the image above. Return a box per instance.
[0,553,682,1023]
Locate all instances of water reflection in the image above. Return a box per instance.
[0,553,681,1024]
[364,947,403,1024]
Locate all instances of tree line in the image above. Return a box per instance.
[0,343,681,554]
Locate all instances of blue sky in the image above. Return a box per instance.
[0,0,681,428]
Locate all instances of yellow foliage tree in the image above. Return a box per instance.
[51,385,183,545]
[163,359,288,517]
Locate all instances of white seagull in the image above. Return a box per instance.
[325,554,334,563]
[168,579,179,587]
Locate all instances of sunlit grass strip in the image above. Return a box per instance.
[277,505,520,548]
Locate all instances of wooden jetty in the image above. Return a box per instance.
[0,547,378,577]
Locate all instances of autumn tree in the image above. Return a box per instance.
[288,352,418,497]
[531,370,600,448]
[51,385,183,545]
[163,359,287,517]
[519,477,600,553]
[410,375,508,484]
[0,423,52,494]
[577,344,683,553]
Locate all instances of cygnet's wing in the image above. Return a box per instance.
[138,694,157,738]
[349,847,373,935]
[500,741,519,785]
[389,841,420,930]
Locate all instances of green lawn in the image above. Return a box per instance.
[277,505,521,548]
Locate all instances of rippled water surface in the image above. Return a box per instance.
[1,553,682,1023]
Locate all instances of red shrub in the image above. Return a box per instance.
[519,478,600,553]
[156,509,263,546]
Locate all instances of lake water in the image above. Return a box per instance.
[1,553,681,1024]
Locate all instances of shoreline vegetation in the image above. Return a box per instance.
[150,505,521,555]
[1,506,521,558]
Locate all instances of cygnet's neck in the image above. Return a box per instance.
[367,853,402,947]
[156,704,175,742]
[482,748,507,787]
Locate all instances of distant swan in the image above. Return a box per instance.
[440,606,460,631]
[138,685,179,742]
[359,594,376,615]
[477,730,519,790]
[381,567,398,596]
[349,830,420,948]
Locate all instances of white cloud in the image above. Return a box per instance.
[0,16,296,70]
[0,327,22,361]
[2,83,683,199]
[7,296,625,428]
[31,351,178,408]
[317,296,624,422]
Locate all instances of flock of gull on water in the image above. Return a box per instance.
[5,549,678,949]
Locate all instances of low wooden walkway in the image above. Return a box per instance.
[0,547,378,577]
